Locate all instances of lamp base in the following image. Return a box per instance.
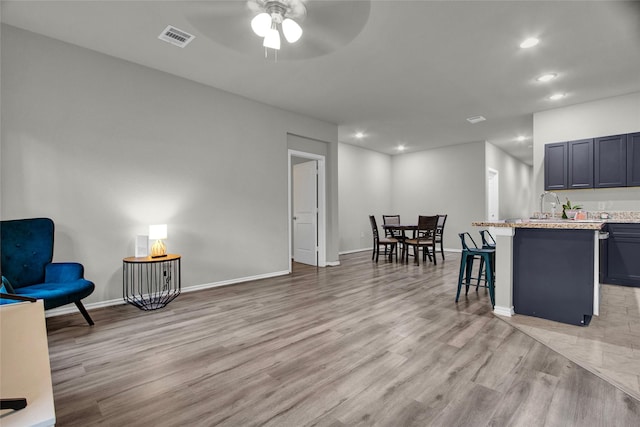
[150,240,167,258]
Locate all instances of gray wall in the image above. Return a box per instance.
[391,142,487,251]
[533,92,640,211]
[338,143,392,253]
[1,25,338,306]
[339,141,533,253]
[485,142,533,219]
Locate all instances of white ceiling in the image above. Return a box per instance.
[3,0,640,165]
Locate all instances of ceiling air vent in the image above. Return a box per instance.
[158,25,195,48]
[466,115,486,124]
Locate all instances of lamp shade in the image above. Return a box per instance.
[149,224,167,240]
[251,13,272,37]
[282,18,302,43]
[263,28,281,50]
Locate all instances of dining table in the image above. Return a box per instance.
[382,224,418,262]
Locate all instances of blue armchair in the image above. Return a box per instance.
[1,218,95,325]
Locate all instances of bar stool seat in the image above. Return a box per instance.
[456,232,495,307]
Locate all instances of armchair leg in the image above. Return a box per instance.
[74,301,94,326]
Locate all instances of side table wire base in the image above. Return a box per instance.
[123,254,181,310]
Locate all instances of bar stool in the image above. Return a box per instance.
[456,232,495,307]
[478,229,496,282]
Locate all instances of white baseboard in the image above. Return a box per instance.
[45,270,291,318]
[181,270,290,294]
[339,247,371,255]
[493,305,515,317]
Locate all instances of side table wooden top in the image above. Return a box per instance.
[123,254,181,263]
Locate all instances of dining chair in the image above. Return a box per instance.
[404,215,439,265]
[382,215,406,256]
[435,214,448,260]
[369,215,398,262]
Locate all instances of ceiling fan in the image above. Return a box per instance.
[184,0,371,60]
[248,0,307,52]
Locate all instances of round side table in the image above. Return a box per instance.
[122,254,181,310]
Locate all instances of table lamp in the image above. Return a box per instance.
[149,224,167,258]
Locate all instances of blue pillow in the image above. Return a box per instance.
[1,276,16,294]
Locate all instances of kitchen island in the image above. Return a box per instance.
[472,219,606,326]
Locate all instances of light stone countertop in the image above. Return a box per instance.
[472,219,606,230]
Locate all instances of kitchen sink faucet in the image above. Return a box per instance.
[540,191,561,219]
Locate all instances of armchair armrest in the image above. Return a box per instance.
[45,263,85,283]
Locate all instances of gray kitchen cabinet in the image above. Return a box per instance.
[568,139,593,189]
[602,223,640,288]
[594,134,627,188]
[627,132,640,187]
[544,142,567,190]
[545,132,640,190]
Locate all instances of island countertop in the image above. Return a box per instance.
[472,219,605,230]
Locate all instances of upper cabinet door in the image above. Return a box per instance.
[568,139,594,189]
[627,132,640,187]
[544,142,567,190]
[595,134,627,188]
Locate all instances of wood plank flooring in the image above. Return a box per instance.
[500,283,640,401]
[45,251,640,426]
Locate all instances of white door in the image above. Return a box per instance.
[293,161,318,266]
[488,168,499,221]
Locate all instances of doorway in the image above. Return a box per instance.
[288,150,326,271]
[487,168,499,221]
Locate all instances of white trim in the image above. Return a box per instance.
[593,231,600,316]
[486,167,499,221]
[493,305,515,317]
[339,248,371,255]
[44,270,290,318]
[181,270,290,293]
[325,261,341,266]
[491,226,514,237]
[288,149,327,270]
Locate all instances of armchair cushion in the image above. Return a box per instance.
[1,218,54,288]
[45,263,85,283]
[13,280,95,310]
[0,276,19,305]
[1,276,16,293]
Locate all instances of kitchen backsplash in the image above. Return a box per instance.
[532,211,640,220]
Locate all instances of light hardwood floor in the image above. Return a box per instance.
[45,251,640,426]
[501,283,640,401]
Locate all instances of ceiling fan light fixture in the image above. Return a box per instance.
[282,18,302,43]
[251,12,272,37]
[263,27,281,50]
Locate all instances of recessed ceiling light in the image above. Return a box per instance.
[520,37,539,49]
[537,73,557,82]
[517,136,526,142]
[355,132,364,139]
[466,115,486,124]
[549,93,566,101]
[397,145,406,151]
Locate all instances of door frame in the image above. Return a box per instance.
[487,168,499,221]
[288,149,326,271]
